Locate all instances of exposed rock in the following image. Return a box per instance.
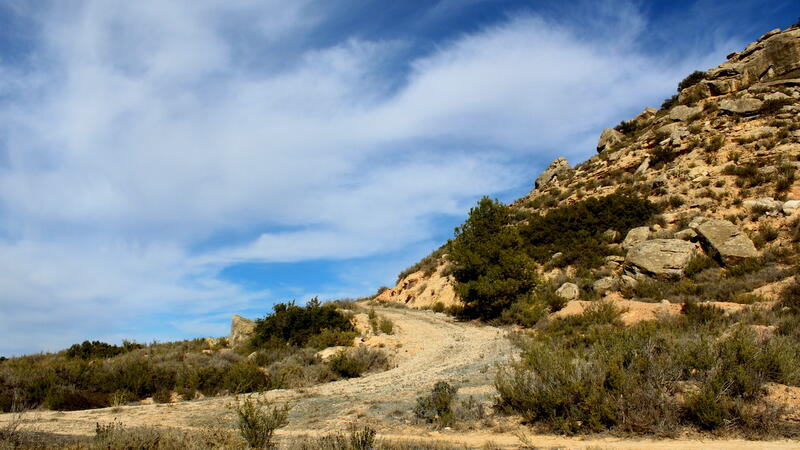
[593,277,619,295]
[229,315,256,348]
[765,92,791,101]
[555,282,580,301]
[675,229,698,241]
[743,197,783,213]
[620,275,638,290]
[551,252,564,261]
[719,97,763,114]
[597,128,624,153]
[535,157,573,189]
[635,157,650,175]
[602,229,621,243]
[758,29,782,42]
[669,105,703,122]
[690,218,759,265]
[656,123,689,144]
[624,239,697,279]
[783,200,800,215]
[622,226,651,250]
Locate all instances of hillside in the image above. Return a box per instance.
[378,25,800,313]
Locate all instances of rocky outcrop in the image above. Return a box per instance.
[535,157,573,189]
[597,128,624,153]
[720,97,763,114]
[784,200,800,215]
[555,282,580,300]
[622,227,651,250]
[625,239,697,279]
[690,218,759,265]
[229,314,256,347]
[669,105,702,122]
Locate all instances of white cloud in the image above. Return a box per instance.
[0,2,739,354]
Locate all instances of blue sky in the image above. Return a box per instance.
[0,0,796,355]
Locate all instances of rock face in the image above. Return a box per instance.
[555,282,580,300]
[719,98,763,114]
[669,105,702,121]
[597,128,624,152]
[535,157,572,189]
[229,315,256,347]
[625,239,697,279]
[622,226,651,250]
[690,218,759,265]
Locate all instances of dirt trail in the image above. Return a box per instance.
[2,306,798,448]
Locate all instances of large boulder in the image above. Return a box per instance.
[719,97,763,114]
[669,105,702,122]
[625,239,697,279]
[690,218,759,265]
[622,226,651,250]
[555,282,580,301]
[229,314,256,347]
[535,157,572,189]
[708,29,800,92]
[597,128,624,153]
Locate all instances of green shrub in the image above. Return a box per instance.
[305,329,358,350]
[65,341,133,360]
[779,278,800,314]
[649,145,678,169]
[677,71,706,92]
[378,318,394,335]
[448,197,538,320]
[224,361,268,394]
[761,98,794,115]
[232,396,289,449]
[329,347,389,379]
[684,254,717,277]
[414,381,457,428]
[152,388,171,404]
[251,298,355,348]
[681,301,725,325]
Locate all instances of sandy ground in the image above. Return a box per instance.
[2,306,799,449]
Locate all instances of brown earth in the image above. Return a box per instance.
[3,305,800,449]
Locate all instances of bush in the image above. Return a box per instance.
[251,298,355,348]
[677,71,706,92]
[224,360,268,394]
[329,347,389,378]
[65,340,140,360]
[414,381,458,427]
[232,396,289,449]
[306,329,358,350]
[378,318,394,335]
[779,278,800,314]
[761,98,794,115]
[448,197,538,320]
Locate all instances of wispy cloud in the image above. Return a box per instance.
[0,1,742,354]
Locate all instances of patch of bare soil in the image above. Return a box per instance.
[1,306,798,448]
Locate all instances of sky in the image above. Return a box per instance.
[0,0,797,356]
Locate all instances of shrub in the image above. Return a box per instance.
[65,340,138,360]
[224,360,268,394]
[761,98,794,115]
[684,254,717,277]
[681,301,725,326]
[413,381,458,427]
[779,278,800,314]
[305,329,358,350]
[378,318,394,335]
[232,396,289,449]
[649,145,678,169]
[251,298,355,348]
[677,71,706,92]
[329,347,389,378]
[448,197,538,320]
[396,246,447,282]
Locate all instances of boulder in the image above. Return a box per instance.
[765,92,791,101]
[602,229,621,243]
[743,197,783,213]
[622,226,651,250]
[593,277,619,295]
[719,97,763,114]
[656,123,689,144]
[597,128,624,153]
[674,229,698,241]
[783,200,800,215]
[535,157,572,189]
[555,283,580,301]
[690,218,759,265]
[625,239,697,279]
[229,314,256,347]
[669,105,703,122]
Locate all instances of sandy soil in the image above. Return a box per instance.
[2,306,799,449]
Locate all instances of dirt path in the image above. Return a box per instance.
[2,306,799,448]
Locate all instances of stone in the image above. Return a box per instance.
[635,157,650,175]
[743,197,783,213]
[229,314,256,347]
[551,252,564,261]
[758,29,782,42]
[597,128,624,153]
[555,282,580,301]
[690,218,760,265]
[765,92,791,101]
[656,123,689,143]
[783,200,800,215]
[593,277,619,295]
[669,105,703,122]
[622,226,651,250]
[620,275,638,290]
[624,239,697,279]
[675,229,698,241]
[602,229,621,243]
[719,97,763,114]
[535,157,572,189]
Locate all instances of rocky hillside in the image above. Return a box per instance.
[378,25,800,311]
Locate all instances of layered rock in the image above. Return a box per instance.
[625,239,697,279]
[229,314,256,347]
[690,218,759,265]
[535,157,573,189]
